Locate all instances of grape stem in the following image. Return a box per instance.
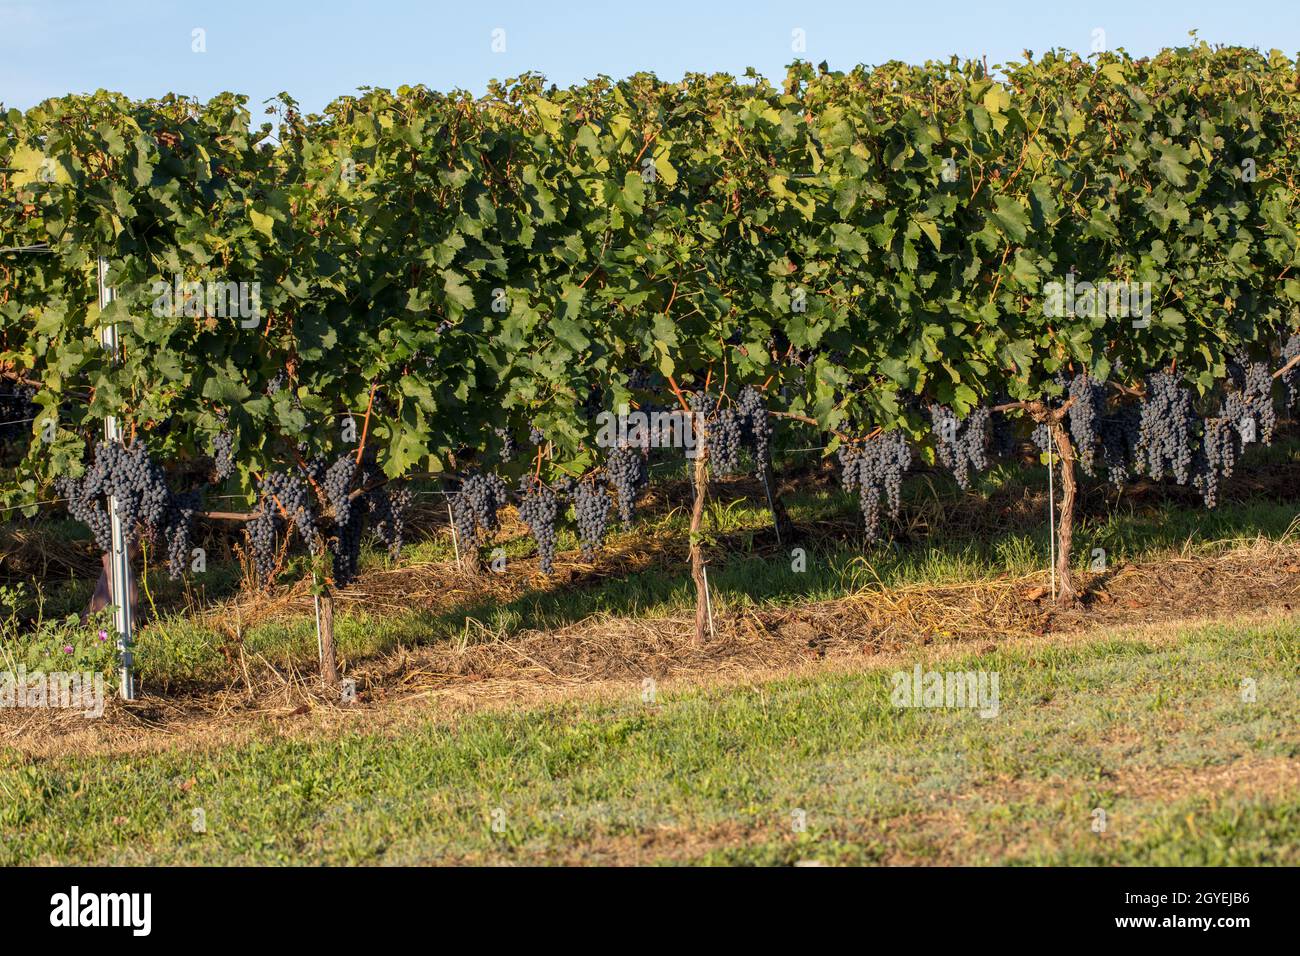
[766,409,868,443]
[355,382,378,465]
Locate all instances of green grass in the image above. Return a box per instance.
[1,614,1295,865]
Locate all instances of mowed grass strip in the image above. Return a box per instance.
[1,613,1296,866]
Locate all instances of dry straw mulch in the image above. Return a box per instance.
[3,536,1297,758]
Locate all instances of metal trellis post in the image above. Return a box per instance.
[98,257,135,700]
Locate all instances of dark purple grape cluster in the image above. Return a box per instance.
[450,471,510,546]
[988,393,1019,459]
[366,484,413,559]
[929,405,990,490]
[321,453,362,583]
[737,385,772,474]
[265,370,287,396]
[625,367,657,391]
[529,424,545,446]
[1192,416,1238,509]
[323,454,357,525]
[1030,422,1052,456]
[57,472,113,553]
[837,430,913,541]
[568,478,611,558]
[516,479,560,574]
[60,440,204,580]
[246,470,317,583]
[1225,353,1276,446]
[162,488,202,579]
[211,423,235,482]
[332,518,363,585]
[495,427,516,463]
[1098,406,1142,489]
[1067,374,1106,475]
[1134,371,1197,485]
[687,387,771,477]
[708,405,746,475]
[63,440,171,546]
[0,382,38,460]
[1282,333,1300,410]
[605,445,646,528]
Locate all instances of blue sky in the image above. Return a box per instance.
[2,0,1297,114]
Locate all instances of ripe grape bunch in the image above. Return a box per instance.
[0,382,39,459]
[605,445,647,528]
[989,393,1019,459]
[516,479,560,574]
[1133,371,1197,485]
[62,440,170,547]
[1224,353,1276,446]
[59,440,199,578]
[1282,333,1300,410]
[450,471,509,546]
[689,387,770,477]
[323,453,362,585]
[568,478,611,559]
[737,385,772,475]
[1098,406,1141,489]
[211,425,235,482]
[162,489,202,579]
[929,405,990,490]
[495,426,516,464]
[1066,374,1106,475]
[708,405,746,475]
[1192,416,1238,509]
[836,430,913,542]
[247,470,317,583]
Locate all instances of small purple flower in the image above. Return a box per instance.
[98,630,108,642]
[63,644,74,654]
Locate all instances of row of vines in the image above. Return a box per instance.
[3,43,1300,682]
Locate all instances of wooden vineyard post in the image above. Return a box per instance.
[1027,400,1078,606]
[313,568,340,687]
[689,413,710,645]
[761,460,794,545]
[448,501,484,574]
[1047,417,1079,605]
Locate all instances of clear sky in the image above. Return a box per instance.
[2,0,1297,114]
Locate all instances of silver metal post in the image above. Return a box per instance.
[1047,436,1057,602]
[98,257,135,700]
[760,471,782,546]
[447,501,461,566]
[702,563,716,640]
[313,574,324,668]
